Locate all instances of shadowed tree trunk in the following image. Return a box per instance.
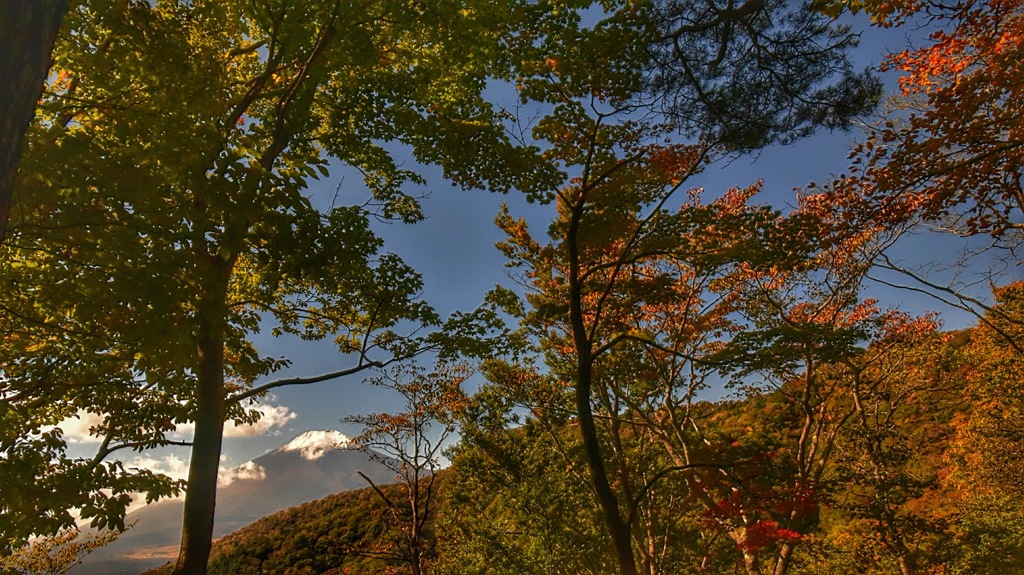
[565,184,639,575]
[172,256,232,575]
[0,0,67,242]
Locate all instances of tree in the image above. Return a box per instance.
[1,0,533,571]
[650,0,881,150]
[494,2,879,571]
[948,282,1024,494]
[656,215,906,575]
[797,3,1024,561]
[345,363,471,575]
[0,0,68,242]
[827,312,951,575]
[437,383,637,575]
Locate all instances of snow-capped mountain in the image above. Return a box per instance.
[278,429,354,460]
[71,430,393,575]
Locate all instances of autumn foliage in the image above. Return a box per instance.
[832,0,1024,241]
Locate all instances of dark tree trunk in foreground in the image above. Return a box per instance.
[172,258,232,575]
[0,0,67,242]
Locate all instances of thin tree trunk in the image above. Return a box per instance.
[575,360,638,575]
[730,526,764,575]
[0,0,68,241]
[889,517,917,575]
[409,472,423,575]
[897,553,915,575]
[774,541,795,575]
[566,192,637,575]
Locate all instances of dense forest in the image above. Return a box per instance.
[439,292,1024,575]
[1,0,1022,574]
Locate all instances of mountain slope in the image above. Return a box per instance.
[69,430,394,575]
[140,480,426,575]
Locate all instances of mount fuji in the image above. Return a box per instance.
[71,430,394,575]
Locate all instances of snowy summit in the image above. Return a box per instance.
[278,429,354,460]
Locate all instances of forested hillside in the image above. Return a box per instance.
[140,483,418,575]
[440,293,1024,575]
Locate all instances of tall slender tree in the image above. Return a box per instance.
[497,2,880,573]
[346,363,471,575]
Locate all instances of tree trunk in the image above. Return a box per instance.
[566,216,638,575]
[575,360,638,575]
[773,541,795,575]
[410,549,422,575]
[731,527,764,575]
[172,262,230,575]
[561,180,638,575]
[409,478,422,575]
[0,0,67,242]
[742,550,764,575]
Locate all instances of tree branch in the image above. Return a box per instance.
[226,359,385,405]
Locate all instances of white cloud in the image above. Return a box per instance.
[170,421,195,437]
[125,454,191,482]
[123,454,267,487]
[224,402,297,438]
[217,460,266,487]
[117,454,192,514]
[57,410,106,443]
[168,398,297,440]
[116,454,267,514]
[57,400,296,444]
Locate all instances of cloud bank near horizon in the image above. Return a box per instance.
[57,397,298,444]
